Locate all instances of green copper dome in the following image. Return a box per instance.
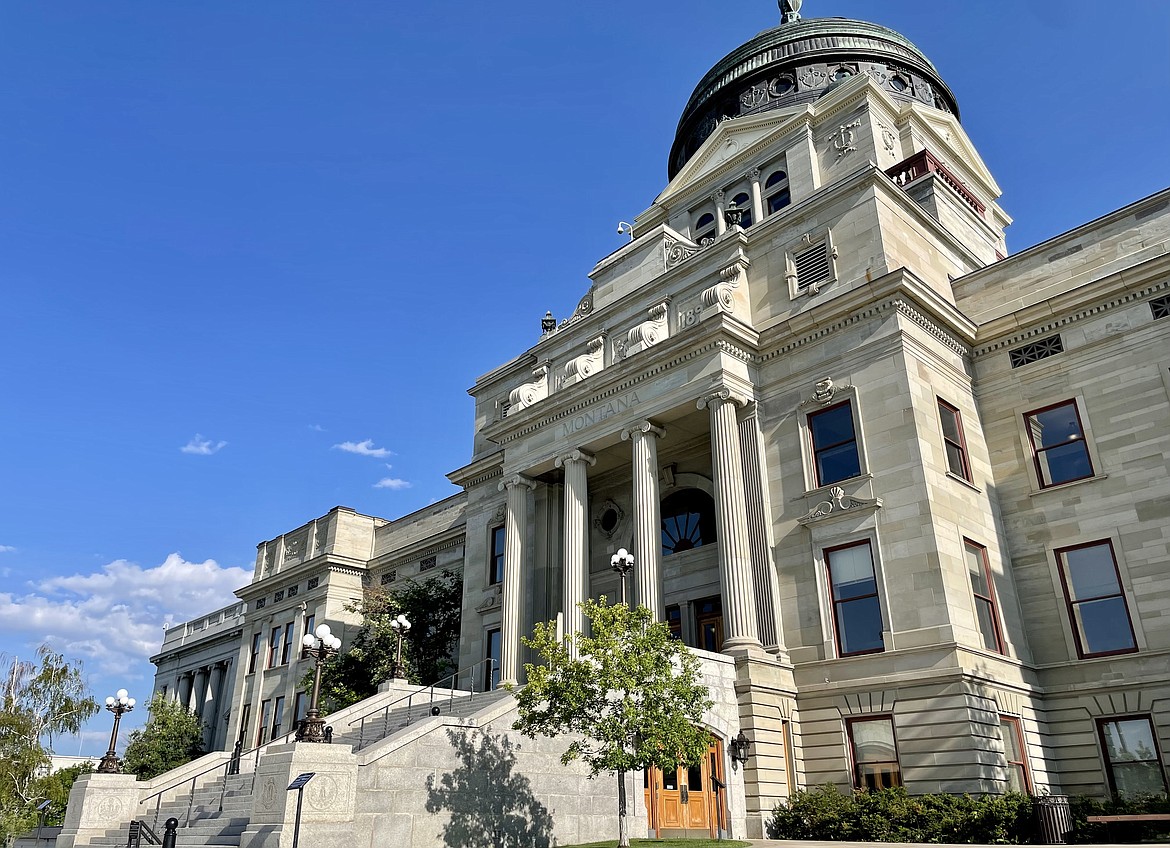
[669,16,960,179]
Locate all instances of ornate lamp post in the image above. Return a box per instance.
[610,548,634,606]
[298,624,341,743]
[390,614,411,680]
[96,689,135,773]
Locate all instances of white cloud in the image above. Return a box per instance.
[0,545,15,553]
[333,439,392,458]
[0,554,251,675]
[373,477,411,490]
[180,434,227,455]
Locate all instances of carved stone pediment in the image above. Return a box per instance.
[475,585,502,614]
[798,486,882,526]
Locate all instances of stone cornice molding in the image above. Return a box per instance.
[447,452,504,489]
[370,532,464,571]
[498,474,537,493]
[971,273,1170,357]
[555,448,597,468]
[620,420,667,442]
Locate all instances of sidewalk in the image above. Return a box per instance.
[744,842,1170,847]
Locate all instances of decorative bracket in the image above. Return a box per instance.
[562,335,606,389]
[625,300,670,357]
[702,248,750,319]
[509,363,550,411]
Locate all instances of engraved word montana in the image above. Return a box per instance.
[560,392,642,438]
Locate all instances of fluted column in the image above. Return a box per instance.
[177,673,193,706]
[556,449,596,652]
[189,667,207,715]
[698,389,763,655]
[498,474,536,686]
[714,190,727,236]
[749,167,764,225]
[622,421,666,620]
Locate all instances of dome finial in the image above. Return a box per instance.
[779,0,803,24]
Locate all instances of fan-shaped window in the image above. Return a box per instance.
[765,170,791,214]
[661,488,716,556]
[730,192,753,228]
[694,212,716,245]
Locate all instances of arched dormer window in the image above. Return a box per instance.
[730,192,753,228]
[661,488,717,556]
[766,170,791,214]
[694,212,716,245]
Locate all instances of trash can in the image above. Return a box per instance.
[1037,794,1073,844]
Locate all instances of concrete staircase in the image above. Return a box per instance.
[334,687,513,751]
[90,773,252,847]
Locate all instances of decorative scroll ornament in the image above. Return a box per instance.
[702,254,746,314]
[798,486,882,525]
[799,377,852,410]
[498,474,536,494]
[475,585,502,613]
[508,363,550,411]
[833,119,863,160]
[563,335,606,387]
[558,289,594,330]
[625,301,670,357]
[664,234,705,269]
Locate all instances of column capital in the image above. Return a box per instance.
[697,387,751,410]
[620,420,666,442]
[555,448,596,469]
[498,473,537,493]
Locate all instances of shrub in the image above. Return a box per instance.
[1067,794,1170,844]
[769,785,1036,843]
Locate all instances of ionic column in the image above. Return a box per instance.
[498,474,536,686]
[714,190,727,236]
[748,167,764,225]
[621,421,666,620]
[189,667,207,715]
[556,449,596,651]
[698,389,764,655]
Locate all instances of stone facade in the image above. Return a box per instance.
[143,10,1170,844]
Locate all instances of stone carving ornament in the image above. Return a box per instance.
[798,486,882,525]
[703,256,745,313]
[563,335,605,385]
[625,301,670,356]
[509,363,550,411]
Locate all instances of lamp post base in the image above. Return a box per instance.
[296,711,329,744]
[95,753,121,774]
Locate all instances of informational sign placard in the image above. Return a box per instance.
[288,772,316,791]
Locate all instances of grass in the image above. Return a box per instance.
[561,840,751,848]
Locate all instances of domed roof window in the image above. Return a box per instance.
[669,11,959,178]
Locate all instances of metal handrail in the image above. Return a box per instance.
[350,658,498,750]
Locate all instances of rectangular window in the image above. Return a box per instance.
[965,540,1004,653]
[484,628,501,691]
[280,622,295,666]
[293,692,307,725]
[847,716,902,790]
[489,525,506,586]
[249,633,262,674]
[809,400,861,486]
[238,703,252,747]
[782,719,797,794]
[666,605,682,641]
[938,399,972,481]
[257,699,272,746]
[999,716,1031,794]
[1025,400,1094,487]
[1056,541,1137,658]
[1098,717,1169,799]
[267,626,281,669]
[1009,334,1064,368]
[302,613,316,659]
[1151,294,1170,320]
[695,596,724,653]
[271,695,285,741]
[826,541,883,656]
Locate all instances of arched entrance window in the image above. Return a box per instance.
[661,489,716,556]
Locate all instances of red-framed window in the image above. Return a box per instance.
[489,525,505,586]
[271,695,286,741]
[965,539,1004,654]
[267,626,281,669]
[809,400,861,486]
[257,699,272,746]
[1055,540,1136,658]
[280,622,295,665]
[1024,400,1094,487]
[846,716,902,790]
[248,633,262,674]
[999,716,1031,794]
[1097,716,1169,799]
[938,398,972,481]
[826,541,883,656]
[300,613,315,660]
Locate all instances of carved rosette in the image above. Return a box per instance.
[798,377,852,410]
[625,301,670,357]
[508,363,550,411]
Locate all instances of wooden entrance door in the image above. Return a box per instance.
[644,735,726,837]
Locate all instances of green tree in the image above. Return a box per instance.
[0,646,98,847]
[512,597,714,848]
[312,569,464,712]
[31,761,94,827]
[121,694,205,779]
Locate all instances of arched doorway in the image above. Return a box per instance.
[643,734,727,838]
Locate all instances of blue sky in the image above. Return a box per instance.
[2,0,1168,754]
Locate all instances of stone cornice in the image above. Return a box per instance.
[447,451,504,489]
[972,260,1170,357]
[369,528,465,571]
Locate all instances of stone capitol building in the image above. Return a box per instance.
[61,2,1170,846]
